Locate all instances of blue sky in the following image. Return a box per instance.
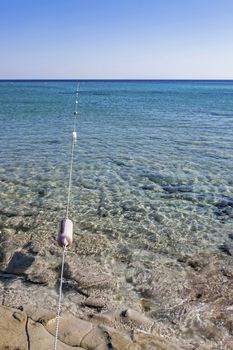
[0,0,233,79]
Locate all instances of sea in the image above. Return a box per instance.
[1,79,233,348]
[0,80,233,258]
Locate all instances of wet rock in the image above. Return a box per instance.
[0,249,12,266]
[73,266,115,293]
[90,308,154,333]
[0,209,18,217]
[132,329,180,350]
[214,206,233,220]
[220,267,233,278]
[103,326,133,349]
[188,253,233,310]
[97,206,108,217]
[214,311,233,336]
[1,227,16,238]
[176,255,188,264]
[163,184,193,194]
[8,215,31,232]
[89,309,122,327]
[24,240,41,255]
[214,196,233,208]
[141,184,154,190]
[115,244,131,262]
[5,251,35,275]
[146,173,172,186]
[80,179,98,190]
[49,246,61,257]
[84,297,105,310]
[76,234,112,256]
[55,261,73,279]
[122,202,145,214]
[26,272,50,285]
[140,298,157,312]
[112,159,127,167]
[218,244,233,256]
[187,258,204,271]
[120,308,154,330]
[38,187,47,197]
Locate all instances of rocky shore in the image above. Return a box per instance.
[0,228,233,349]
[0,304,185,349]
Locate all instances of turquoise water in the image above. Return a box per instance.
[0,80,233,256]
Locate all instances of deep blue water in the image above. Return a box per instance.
[0,80,233,255]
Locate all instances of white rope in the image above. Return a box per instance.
[65,84,79,219]
[65,138,76,219]
[54,245,66,350]
[54,83,80,350]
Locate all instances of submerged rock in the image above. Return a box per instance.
[5,251,35,275]
[163,184,193,194]
[84,296,105,310]
[26,272,50,285]
[24,241,41,255]
[218,244,233,256]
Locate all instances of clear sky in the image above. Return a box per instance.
[0,0,233,79]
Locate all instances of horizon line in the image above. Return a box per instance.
[1,78,233,81]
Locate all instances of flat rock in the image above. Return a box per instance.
[45,313,93,346]
[23,304,56,323]
[102,326,133,349]
[132,329,181,350]
[0,305,27,349]
[28,319,84,349]
[80,326,110,349]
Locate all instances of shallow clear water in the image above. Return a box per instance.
[1,80,233,256]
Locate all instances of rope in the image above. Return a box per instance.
[54,245,66,350]
[53,83,80,350]
[65,138,76,219]
[65,84,79,219]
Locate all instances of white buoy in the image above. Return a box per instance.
[72,131,77,143]
[58,218,73,247]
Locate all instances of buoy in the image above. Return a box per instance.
[74,111,78,116]
[58,218,73,247]
[72,131,77,142]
